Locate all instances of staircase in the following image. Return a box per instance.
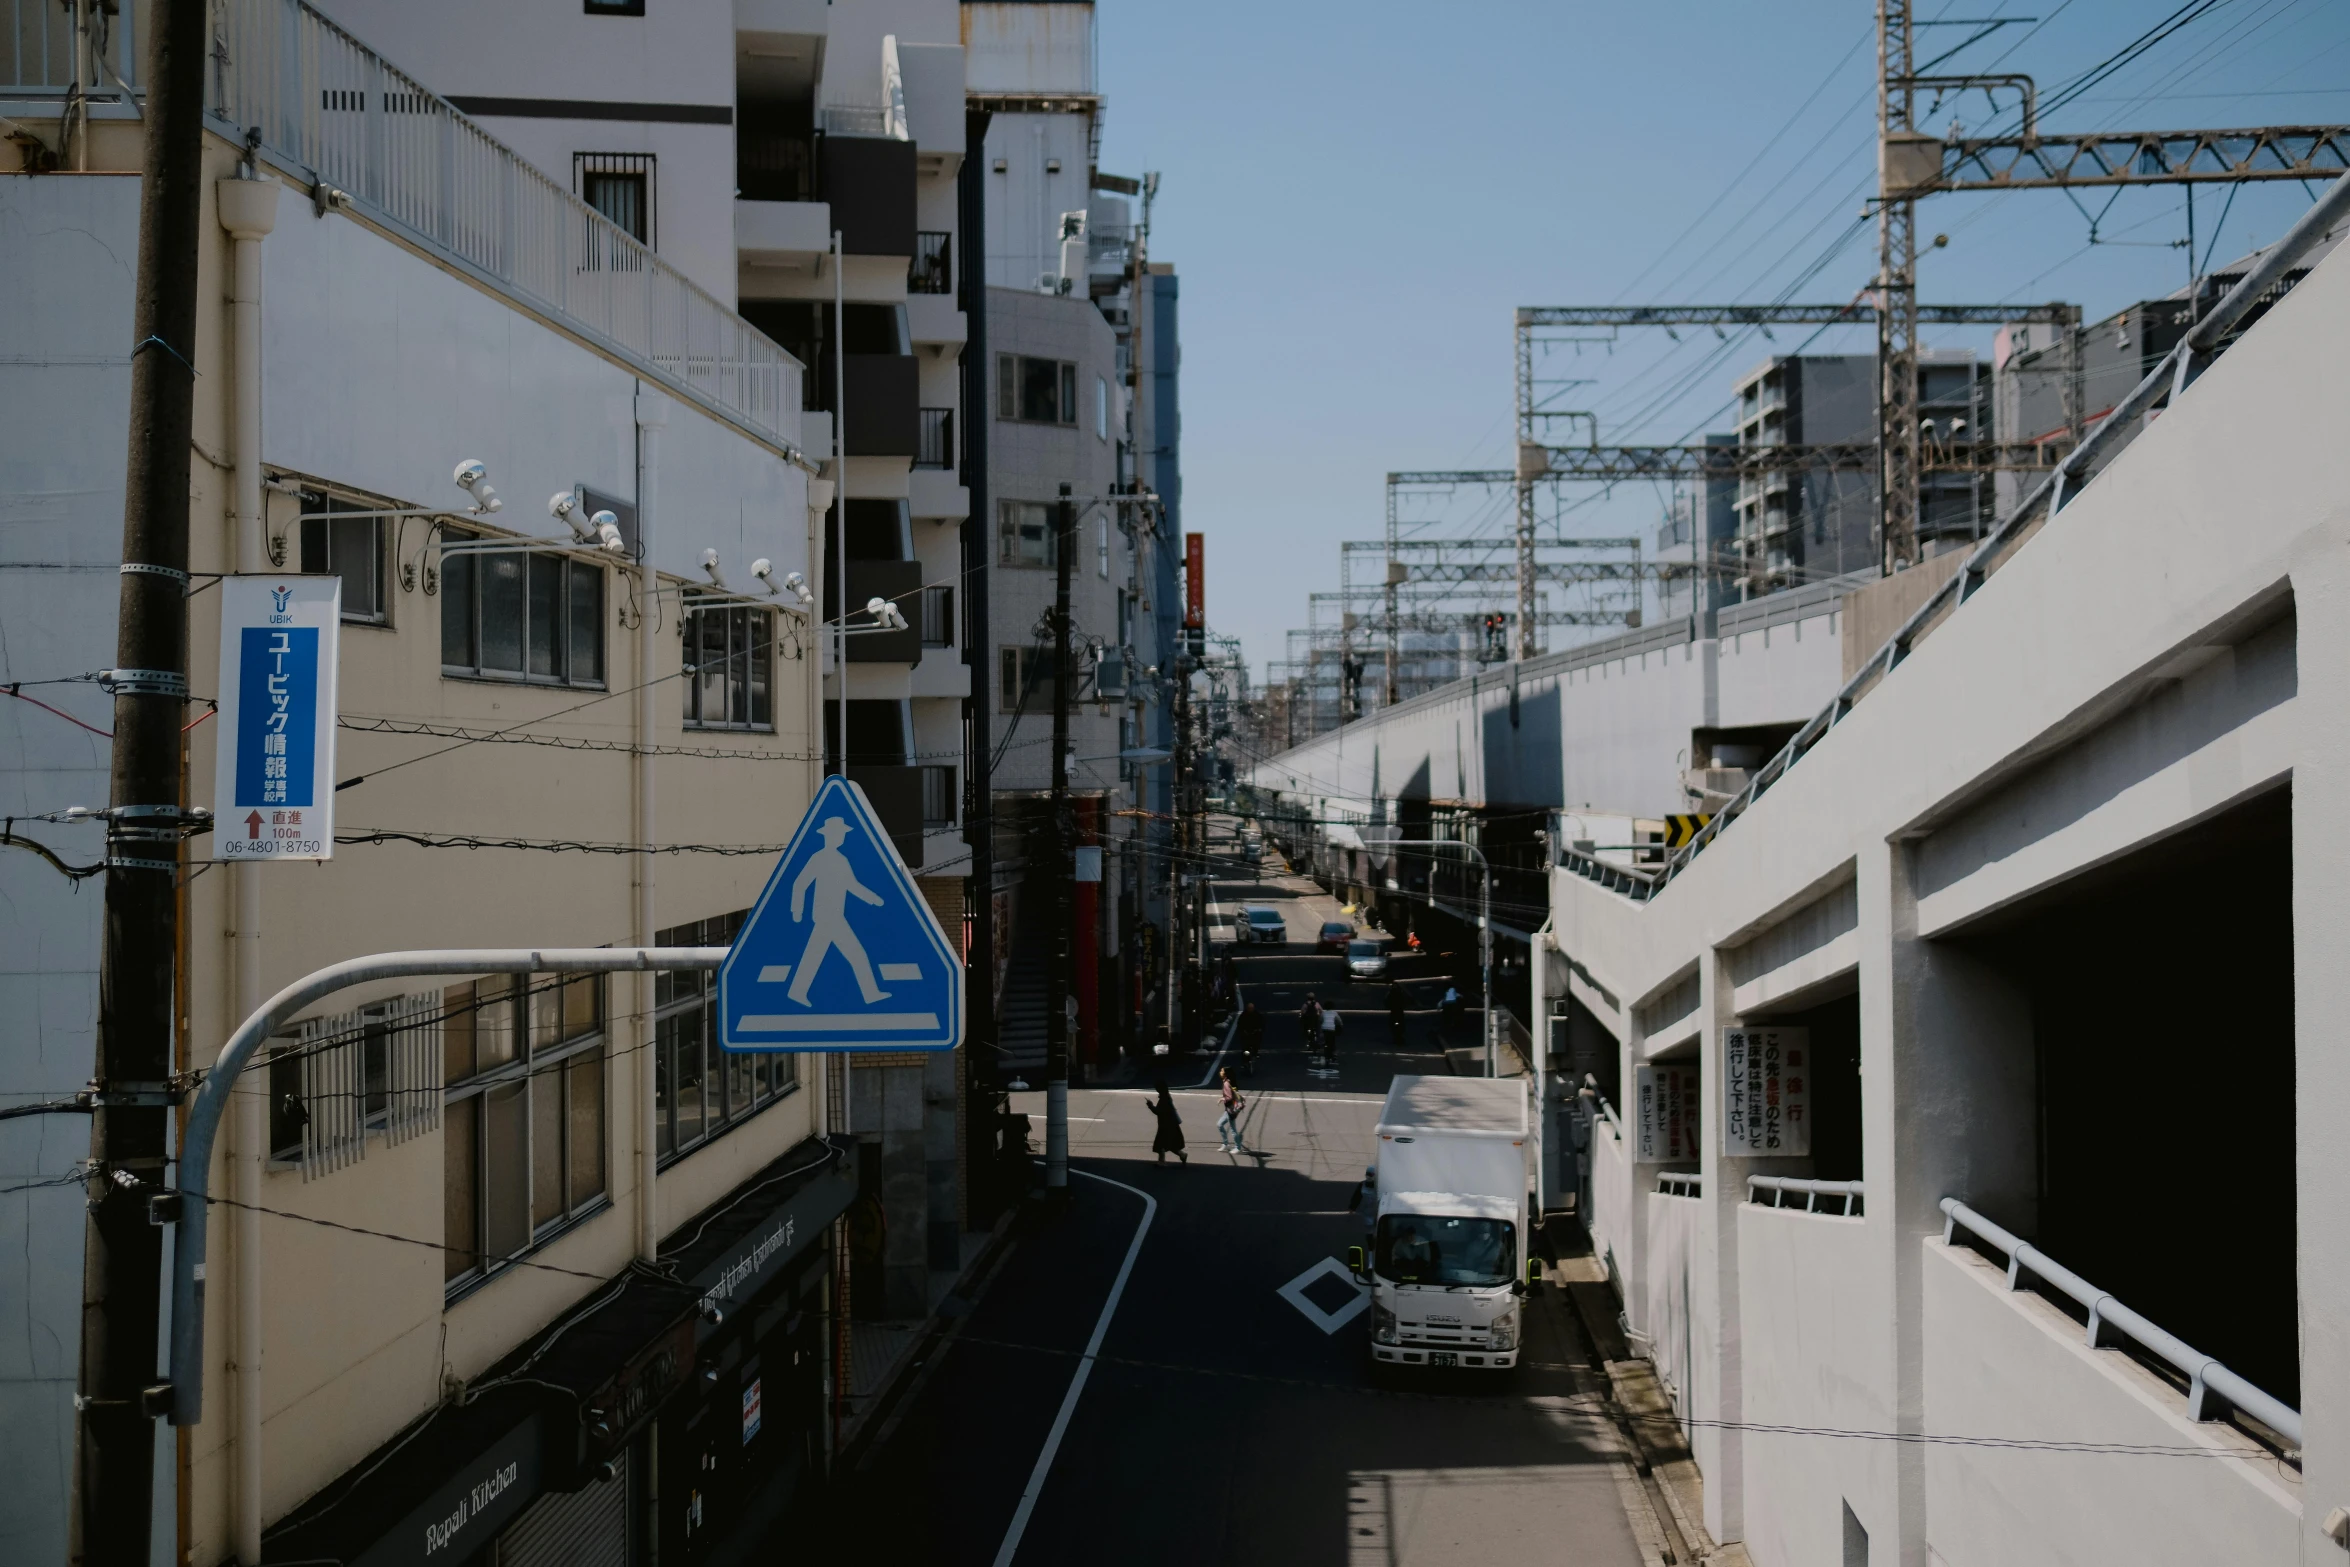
[997,925,1049,1079]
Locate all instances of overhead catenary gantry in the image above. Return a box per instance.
[1507,299,2087,662]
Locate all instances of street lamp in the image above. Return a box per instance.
[1378,838,1496,1076]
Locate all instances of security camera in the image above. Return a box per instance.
[453,460,488,491]
[593,513,625,553]
[751,558,786,597]
[781,570,813,605]
[549,490,578,521]
[701,549,730,592]
[866,596,908,631]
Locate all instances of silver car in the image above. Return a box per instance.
[1243,907,1287,944]
[1347,938,1390,979]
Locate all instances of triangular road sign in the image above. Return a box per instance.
[719,776,962,1053]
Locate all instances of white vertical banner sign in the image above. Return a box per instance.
[1632,1062,1699,1162]
[1722,1026,1810,1157]
[213,575,341,862]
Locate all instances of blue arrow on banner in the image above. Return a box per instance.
[719,776,962,1053]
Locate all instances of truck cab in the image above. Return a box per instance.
[1351,1076,1538,1372]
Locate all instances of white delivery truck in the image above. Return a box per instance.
[1349,1075,1540,1371]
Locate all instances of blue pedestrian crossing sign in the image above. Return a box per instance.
[719,776,962,1053]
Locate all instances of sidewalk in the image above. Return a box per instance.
[837,1216,1014,1449]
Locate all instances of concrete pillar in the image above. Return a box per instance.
[1693,944,1745,1545]
[1873,835,2036,1565]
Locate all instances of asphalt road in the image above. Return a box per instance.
[821,1092,1656,1563]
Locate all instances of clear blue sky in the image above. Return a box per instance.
[1086,0,2350,679]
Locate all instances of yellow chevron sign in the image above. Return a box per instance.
[1663,814,1712,849]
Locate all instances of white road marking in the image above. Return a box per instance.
[1277,1256,1370,1334]
[992,1167,1156,1567]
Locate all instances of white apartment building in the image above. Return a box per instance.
[322,0,979,1328]
[965,0,1184,1069]
[0,1,973,1561]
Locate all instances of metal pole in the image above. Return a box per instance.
[634,390,666,1266]
[1481,863,1494,1077]
[832,228,848,779]
[219,157,280,1567]
[164,948,729,1426]
[958,107,999,1215]
[1045,486,1076,1194]
[73,2,205,1557]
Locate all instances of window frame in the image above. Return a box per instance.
[997,500,1057,569]
[574,152,656,247]
[996,353,1080,426]
[297,491,389,626]
[439,530,610,690]
[583,0,646,14]
[651,913,800,1166]
[681,596,776,732]
[920,585,955,648]
[442,974,611,1298]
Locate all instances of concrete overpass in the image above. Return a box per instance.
[1250,192,2350,1565]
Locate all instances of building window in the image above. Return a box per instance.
[443,975,608,1288]
[653,913,799,1162]
[575,151,654,246]
[440,535,607,688]
[911,231,952,295]
[267,994,441,1177]
[920,585,954,648]
[298,493,387,624]
[998,500,1057,568]
[999,645,1056,711]
[996,354,1078,425]
[1097,514,1111,579]
[922,765,956,829]
[683,598,774,730]
[583,0,646,15]
[1096,374,1109,441]
[916,406,955,470]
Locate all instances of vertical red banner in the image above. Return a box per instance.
[1184,533,1205,629]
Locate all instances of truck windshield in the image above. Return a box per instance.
[1373,1213,1515,1287]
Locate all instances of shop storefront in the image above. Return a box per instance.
[265,1135,852,1567]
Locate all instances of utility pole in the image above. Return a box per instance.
[1876,0,1923,574]
[958,104,999,1216]
[74,2,206,1561]
[1044,485,1075,1197]
[1167,657,1189,1045]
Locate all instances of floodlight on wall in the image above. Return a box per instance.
[865,595,909,632]
[453,460,500,514]
[592,511,625,553]
[700,548,730,593]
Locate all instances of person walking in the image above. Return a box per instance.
[1319,1004,1344,1064]
[1146,1077,1187,1165]
[1237,1001,1264,1074]
[1216,1067,1249,1155]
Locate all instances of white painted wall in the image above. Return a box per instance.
[0,172,143,1567]
[260,200,808,588]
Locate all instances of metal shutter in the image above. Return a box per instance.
[495,1451,629,1567]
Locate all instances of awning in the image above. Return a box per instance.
[661,1134,856,1341]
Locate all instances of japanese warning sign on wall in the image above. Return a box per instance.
[1722,1027,1811,1157]
[213,576,341,862]
[1633,1061,1700,1163]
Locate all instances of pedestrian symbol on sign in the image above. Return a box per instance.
[718,776,962,1053]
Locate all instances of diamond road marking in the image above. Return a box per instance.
[1278,1256,1369,1335]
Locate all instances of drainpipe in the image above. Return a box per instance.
[217,165,278,1567]
[635,387,667,1262]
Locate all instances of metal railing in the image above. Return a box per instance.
[3,0,139,95]
[204,0,804,452]
[917,407,955,470]
[1939,1198,2300,1449]
[1747,1174,1863,1215]
[912,230,953,295]
[1656,1172,1703,1198]
[1564,171,2350,905]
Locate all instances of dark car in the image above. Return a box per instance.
[1243,907,1287,944]
[1317,920,1358,954]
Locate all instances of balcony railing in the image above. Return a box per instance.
[1656,1172,1703,1199]
[911,231,952,295]
[1747,1175,1863,1216]
[203,0,801,448]
[1940,1197,2300,1448]
[5,0,140,94]
[916,407,954,470]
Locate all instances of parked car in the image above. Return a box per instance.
[1317,920,1358,954]
[1243,906,1287,944]
[1346,939,1389,979]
